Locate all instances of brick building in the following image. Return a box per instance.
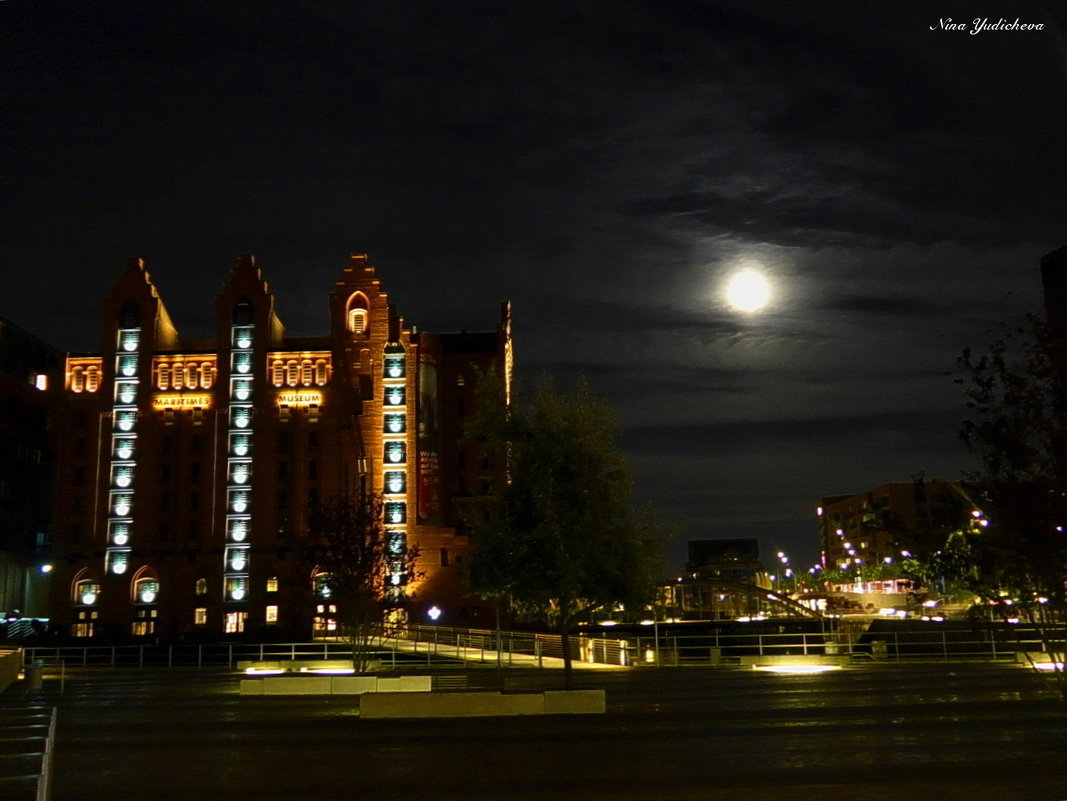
[818,478,970,572]
[50,254,511,640]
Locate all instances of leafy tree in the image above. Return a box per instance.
[466,373,671,688]
[955,316,1067,695]
[300,494,421,673]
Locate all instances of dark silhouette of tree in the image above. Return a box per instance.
[466,372,671,688]
[956,317,1067,695]
[300,493,421,673]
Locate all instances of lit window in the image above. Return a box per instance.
[224,611,247,634]
[348,308,368,334]
[384,414,405,434]
[383,355,405,379]
[266,576,278,592]
[301,360,313,386]
[384,471,405,494]
[76,580,100,606]
[385,502,406,524]
[195,578,207,595]
[86,366,100,392]
[384,441,406,464]
[314,360,328,385]
[34,374,48,391]
[135,578,159,604]
[265,605,279,624]
[194,608,207,625]
[200,363,215,389]
[271,361,284,387]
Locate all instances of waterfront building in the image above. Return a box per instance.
[50,254,511,639]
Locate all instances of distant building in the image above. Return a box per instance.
[0,316,62,619]
[685,538,767,584]
[49,254,511,640]
[818,478,971,574]
[659,538,785,621]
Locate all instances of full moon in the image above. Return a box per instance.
[725,269,771,312]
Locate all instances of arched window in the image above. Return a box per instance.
[75,578,100,606]
[347,292,370,335]
[314,359,328,385]
[286,361,299,387]
[185,363,199,389]
[301,360,313,386]
[71,366,84,393]
[134,578,159,604]
[157,363,170,390]
[171,362,183,390]
[86,366,100,393]
[271,360,285,387]
[200,363,215,389]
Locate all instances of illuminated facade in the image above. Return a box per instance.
[50,255,511,639]
[818,478,969,573]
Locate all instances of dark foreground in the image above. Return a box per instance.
[5,661,1067,800]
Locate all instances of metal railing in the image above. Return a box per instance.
[18,624,1057,670]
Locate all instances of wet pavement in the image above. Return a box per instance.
[4,661,1067,800]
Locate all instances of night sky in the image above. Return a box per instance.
[3,1,1066,571]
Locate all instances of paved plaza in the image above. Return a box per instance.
[4,660,1067,800]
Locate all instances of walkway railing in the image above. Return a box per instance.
[16,623,1056,669]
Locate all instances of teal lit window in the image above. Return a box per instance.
[384,414,405,434]
[384,441,406,464]
[385,502,406,524]
[384,471,405,493]
[135,579,159,604]
[384,386,405,406]
[383,355,405,379]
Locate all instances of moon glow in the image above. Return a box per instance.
[725,269,771,312]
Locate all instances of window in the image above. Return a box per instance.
[75,580,100,605]
[135,578,159,604]
[195,578,207,595]
[194,608,207,625]
[265,605,279,624]
[225,611,247,634]
[301,360,313,385]
[189,463,201,483]
[266,577,279,592]
[307,460,318,481]
[308,431,319,449]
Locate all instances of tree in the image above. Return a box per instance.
[955,316,1067,695]
[300,494,421,673]
[466,372,671,688]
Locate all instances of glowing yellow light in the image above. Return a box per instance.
[752,664,841,674]
[153,393,213,410]
[244,667,285,675]
[277,390,323,407]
